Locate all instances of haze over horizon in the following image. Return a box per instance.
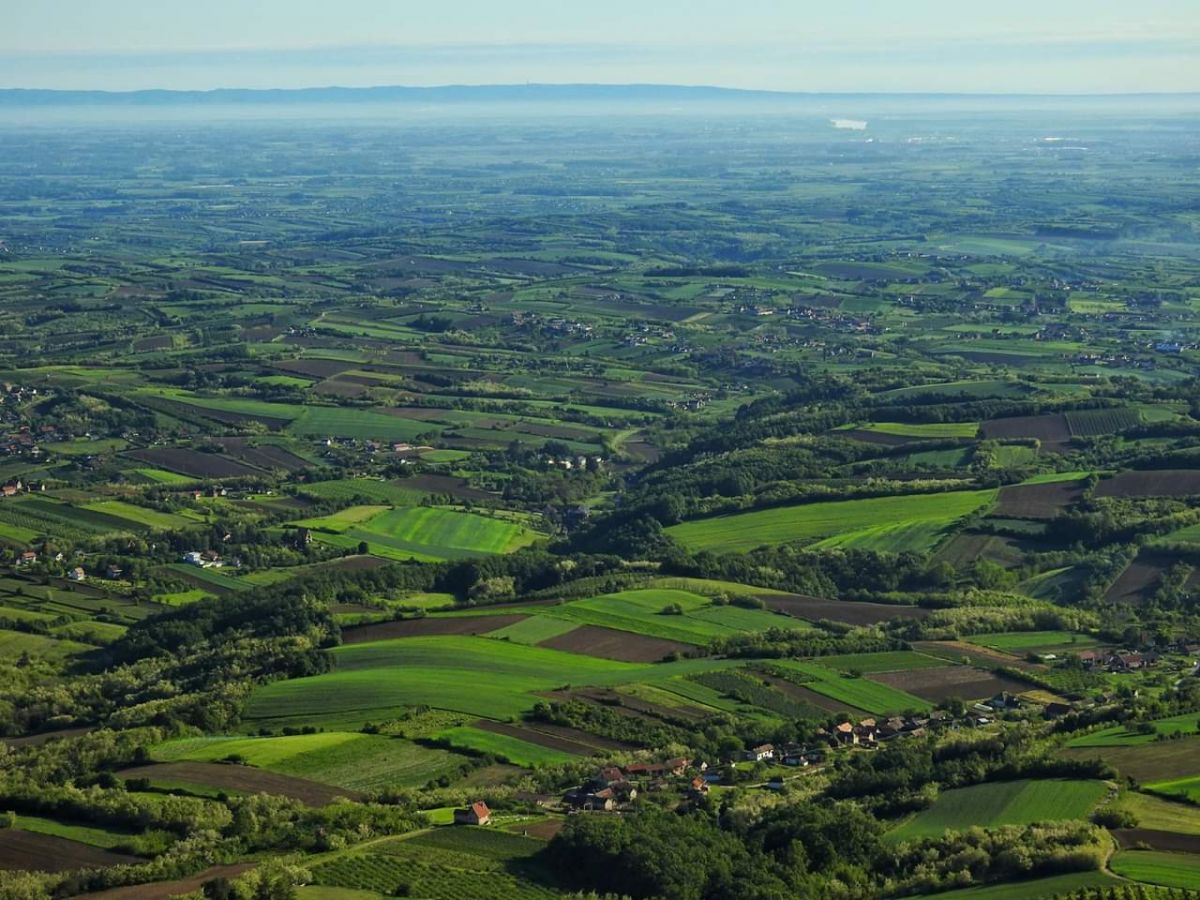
[6,0,1199,95]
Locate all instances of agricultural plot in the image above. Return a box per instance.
[1146,775,1200,804]
[313,828,561,899]
[666,489,997,554]
[1096,470,1200,498]
[119,761,358,806]
[869,667,1032,704]
[538,624,692,662]
[0,829,139,873]
[853,422,980,439]
[917,872,1117,900]
[771,660,932,714]
[992,479,1084,520]
[1110,851,1200,890]
[83,500,194,531]
[243,634,742,729]
[1064,407,1141,437]
[433,725,579,767]
[965,631,1099,654]
[808,651,949,674]
[298,478,432,505]
[762,593,931,626]
[979,414,1072,445]
[302,506,542,562]
[152,732,469,792]
[1067,712,1200,748]
[1060,737,1200,785]
[538,589,805,645]
[888,779,1108,841]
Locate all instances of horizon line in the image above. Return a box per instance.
[2,82,1199,99]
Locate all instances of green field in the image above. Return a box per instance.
[1146,775,1200,804]
[809,651,950,674]
[667,489,997,553]
[772,660,932,714]
[82,500,194,530]
[540,589,807,645]
[14,815,139,850]
[916,871,1116,899]
[1110,851,1200,890]
[301,506,541,561]
[888,779,1109,841]
[486,616,579,645]
[312,828,560,899]
[1067,712,1200,748]
[152,732,467,791]
[433,726,578,767]
[243,635,741,728]
[856,421,980,439]
[965,631,1099,653]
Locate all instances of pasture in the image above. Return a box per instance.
[666,489,996,553]
[888,779,1108,841]
[152,732,468,791]
[1110,851,1200,890]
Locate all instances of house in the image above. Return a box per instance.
[106,565,123,580]
[67,567,85,582]
[833,722,858,746]
[294,527,313,549]
[16,549,36,566]
[688,776,709,798]
[740,744,775,763]
[453,801,491,826]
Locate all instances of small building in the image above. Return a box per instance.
[106,565,123,580]
[453,801,491,826]
[67,567,85,582]
[16,549,36,566]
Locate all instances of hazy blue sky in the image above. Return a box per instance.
[5,0,1198,93]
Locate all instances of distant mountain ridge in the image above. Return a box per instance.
[0,83,1194,106]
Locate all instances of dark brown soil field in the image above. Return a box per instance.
[1103,559,1164,605]
[2,726,92,748]
[313,379,370,398]
[1113,829,1200,853]
[833,429,914,447]
[762,594,931,626]
[273,358,355,379]
[127,447,261,479]
[471,720,593,756]
[78,864,255,900]
[934,533,1030,567]
[911,640,1040,671]
[539,625,690,663]
[870,667,1032,703]
[133,335,173,352]
[980,414,1071,444]
[513,422,603,442]
[322,555,394,573]
[405,474,495,501]
[118,762,360,806]
[511,819,564,840]
[341,614,527,643]
[518,722,637,752]
[1096,469,1200,498]
[994,479,1084,519]
[217,440,310,472]
[0,830,138,873]
[1059,737,1200,783]
[545,688,709,723]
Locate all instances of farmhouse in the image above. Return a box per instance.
[16,549,36,566]
[740,743,775,762]
[67,566,85,581]
[453,801,491,826]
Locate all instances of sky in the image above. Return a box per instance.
[4,0,1199,94]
